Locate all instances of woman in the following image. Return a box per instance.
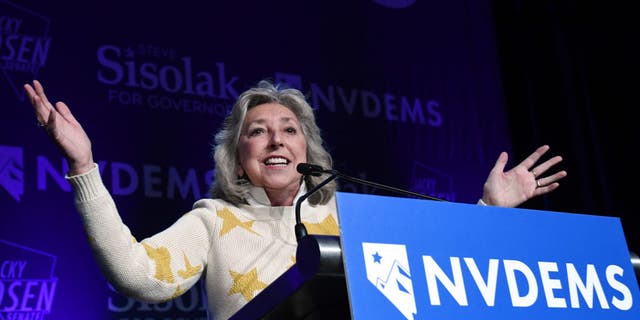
[24,79,566,319]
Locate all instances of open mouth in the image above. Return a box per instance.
[264,156,290,167]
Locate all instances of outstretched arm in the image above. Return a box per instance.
[25,80,209,302]
[481,145,567,207]
[24,80,94,176]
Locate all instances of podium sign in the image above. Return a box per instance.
[336,192,640,319]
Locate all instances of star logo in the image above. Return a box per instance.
[142,243,175,283]
[303,213,339,235]
[228,267,267,301]
[362,242,417,320]
[373,251,382,263]
[217,207,260,237]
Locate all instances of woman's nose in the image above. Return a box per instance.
[270,132,284,148]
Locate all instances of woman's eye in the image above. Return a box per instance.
[285,127,297,134]
[249,128,264,136]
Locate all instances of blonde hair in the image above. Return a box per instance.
[210,80,335,205]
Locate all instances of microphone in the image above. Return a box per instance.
[297,163,446,202]
[296,163,324,176]
[294,163,446,242]
[294,168,338,243]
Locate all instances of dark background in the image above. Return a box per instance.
[493,1,640,252]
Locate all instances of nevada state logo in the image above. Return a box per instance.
[0,145,24,202]
[362,242,417,320]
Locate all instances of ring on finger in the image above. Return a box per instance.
[531,170,537,178]
[536,179,541,188]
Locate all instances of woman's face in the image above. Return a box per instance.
[237,103,307,195]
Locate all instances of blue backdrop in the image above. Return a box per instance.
[1,0,511,318]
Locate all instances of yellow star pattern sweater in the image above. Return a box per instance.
[67,165,340,319]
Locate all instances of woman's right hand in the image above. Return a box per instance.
[24,80,95,176]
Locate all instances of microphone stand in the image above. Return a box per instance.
[294,163,446,243]
[294,172,339,243]
[326,169,446,202]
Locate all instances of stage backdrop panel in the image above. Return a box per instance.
[2,0,508,318]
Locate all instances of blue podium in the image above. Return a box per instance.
[338,192,640,319]
[231,192,640,319]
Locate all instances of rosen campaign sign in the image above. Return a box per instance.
[336,192,640,319]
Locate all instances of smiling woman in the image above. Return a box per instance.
[236,103,308,206]
[209,80,336,208]
[24,78,566,319]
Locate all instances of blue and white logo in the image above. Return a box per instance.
[362,242,417,320]
[339,192,640,319]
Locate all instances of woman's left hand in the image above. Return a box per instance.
[481,145,568,207]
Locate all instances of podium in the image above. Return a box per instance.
[231,192,640,319]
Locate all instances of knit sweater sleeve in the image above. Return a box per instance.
[66,164,213,302]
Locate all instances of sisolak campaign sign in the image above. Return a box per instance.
[336,192,640,319]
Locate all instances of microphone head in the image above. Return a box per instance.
[297,163,324,176]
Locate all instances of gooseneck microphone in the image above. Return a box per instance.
[294,163,446,242]
[297,163,446,201]
[296,163,325,177]
[294,169,338,243]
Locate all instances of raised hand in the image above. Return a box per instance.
[481,145,567,208]
[24,80,94,176]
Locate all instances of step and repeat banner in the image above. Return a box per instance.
[1,0,511,318]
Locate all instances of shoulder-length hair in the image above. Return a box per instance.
[210,80,335,206]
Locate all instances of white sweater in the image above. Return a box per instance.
[67,165,339,319]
